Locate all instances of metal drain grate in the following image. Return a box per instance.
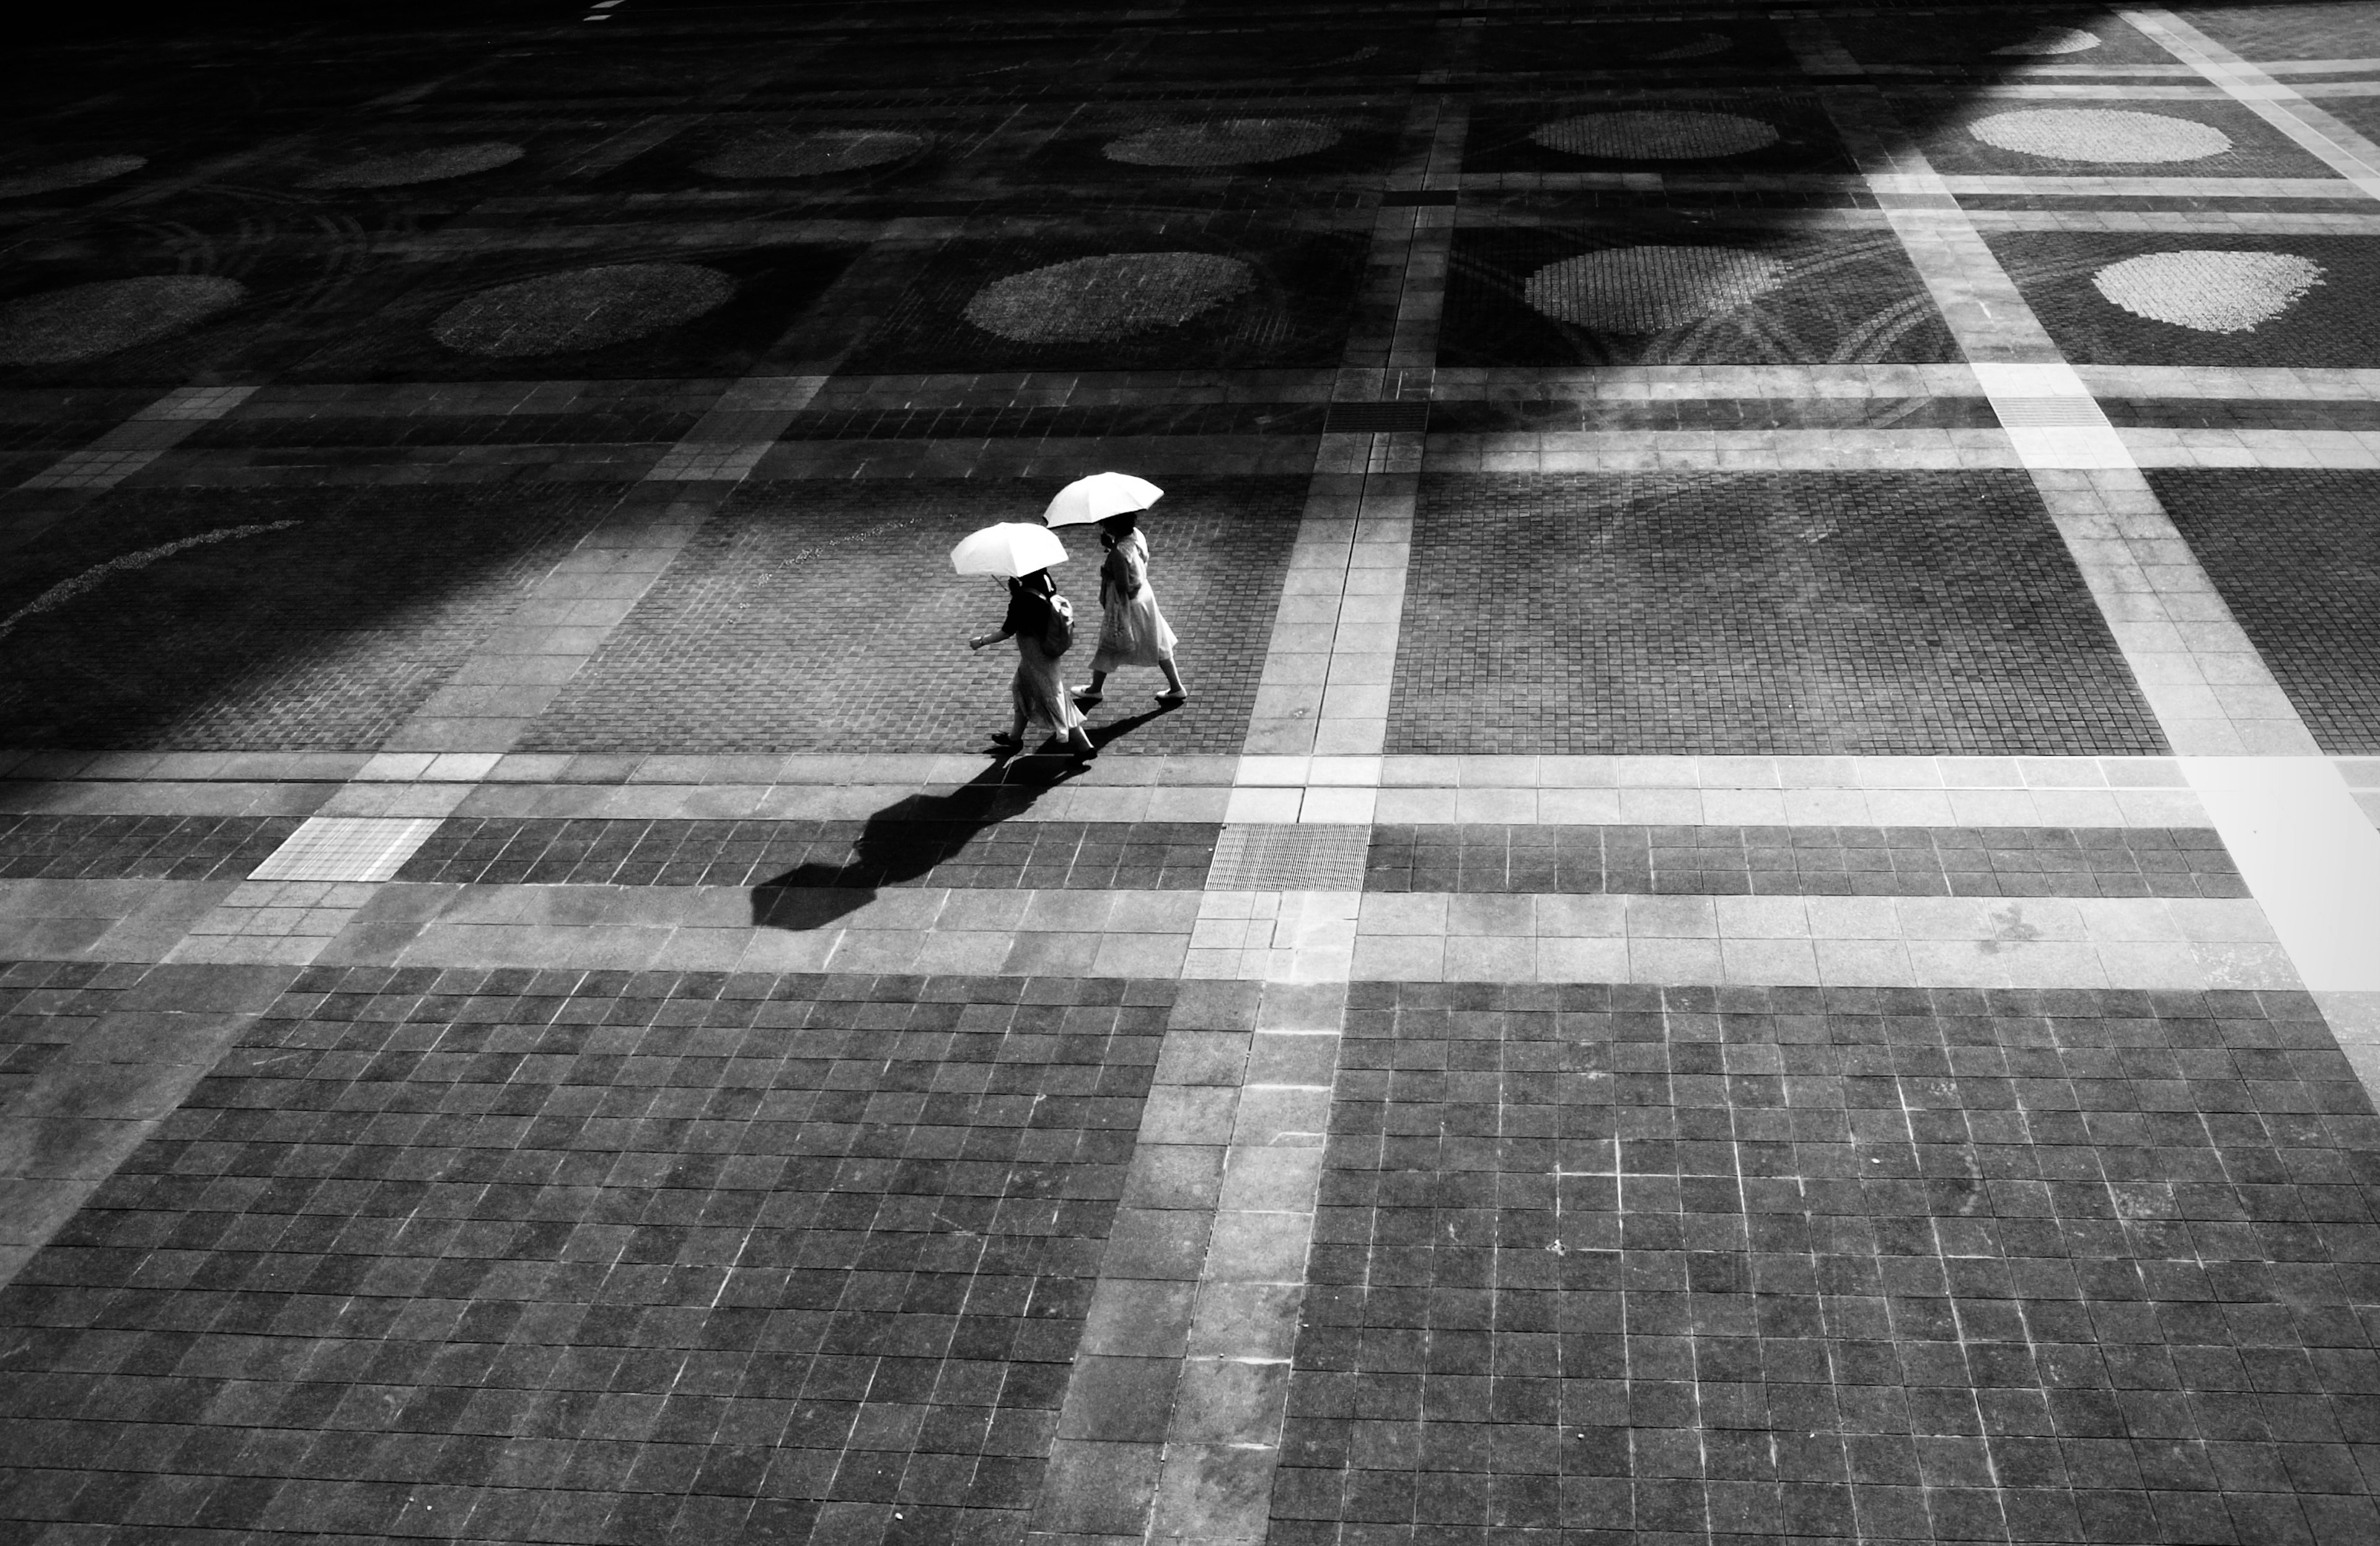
[1990,395,2111,428]
[250,816,444,883]
[1206,823,1372,890]
[1324,401,1431,434]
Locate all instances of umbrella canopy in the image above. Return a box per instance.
[950,522,1069,578]
[1042,471,1163,528]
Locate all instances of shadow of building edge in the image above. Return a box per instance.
[748,704,1171,932]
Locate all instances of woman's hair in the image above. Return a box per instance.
[1100,511,1139,538]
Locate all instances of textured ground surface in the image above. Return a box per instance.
[4,2,2380,1546]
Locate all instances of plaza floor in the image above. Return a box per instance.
[5,2,2380,1544]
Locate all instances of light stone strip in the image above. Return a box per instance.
[15,385,258,493]
[1459,171,2357,198]
[1967,211,2380,235]
[1810,57,2380,1041]
[1823,87,2317,758]
[1242,92,1460,762]
[0,881,2292,993]
[2123,7,2380,198]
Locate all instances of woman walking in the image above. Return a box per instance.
[969,567,1096,757]
[1076,512,1188,708]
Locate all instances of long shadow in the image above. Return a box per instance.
[749,704,1171,931]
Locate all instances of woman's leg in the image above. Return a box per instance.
[1157,654,1188,701]
[1078,670,1107,703]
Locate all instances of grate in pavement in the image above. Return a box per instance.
[1206,822,1371,890]
[249,816,445,882]
[1991,394,2112,428]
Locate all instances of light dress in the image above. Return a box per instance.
[1088,529,1178,673]
[1005,581,1087,735]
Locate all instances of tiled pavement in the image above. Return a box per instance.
[9,4,2380,1546]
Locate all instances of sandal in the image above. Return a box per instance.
[989,732,1023,749]
[1073,692,1104,706]
[1155,691,1189,706]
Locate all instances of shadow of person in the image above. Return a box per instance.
[749,706,1145,932]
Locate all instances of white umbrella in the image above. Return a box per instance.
[950,522,1069,578]
[1042,471,1163,529]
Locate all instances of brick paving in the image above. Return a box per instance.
[0,967,1170,1546]
[1277,981,2380,1546]
[6,3,2380,1546]
[1364,825,2245,900]
[2152,470,2380,755]
[400,819,1217,892]
[0,814,300,882]
[0,485,612,752]
[1387,473,2164,758]
[522,478,1300,757]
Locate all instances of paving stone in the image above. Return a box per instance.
[1277,980,2380,1546]
[1364,824,2246,899]
[521,478,1298,757]
[2151,470,2380,755]
[1388,472,2165,757]
[0,968,1172,1546]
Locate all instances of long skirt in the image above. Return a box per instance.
[1090,583,1178,673]
[1011,636,1085,734]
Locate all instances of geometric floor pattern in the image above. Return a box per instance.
[7,2,2380,1545]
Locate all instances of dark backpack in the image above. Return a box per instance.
[1042,592,1075,656]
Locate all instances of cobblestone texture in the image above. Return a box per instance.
[1839,14,2182,69]
[398,818,1217,891]
[1991,235,2380,371]
[1277,981,2380,1546]
[1916,98,2335,179]
[2151,470,2380,755]
[841,231,1371,376]
[1440,227,1956,369]
[2188,3,2380,61]
[0,483,609,752]
[1364,825,2244,900]
[0,967,1171,1546]
[523,477,1298,757]
[1473,19,1799,77]
[1388,473,2164,758]
[0,813,302,881]
[1465,95,1851,177]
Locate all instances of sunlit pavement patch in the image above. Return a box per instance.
[302,141,524,188]
[431,262,736,357]
[0,153,145,199]
[2094,252,2325,335]
[1967,108,2232,164]
[1991,234,2380,369]
[0,276,246,366]
[695,126,928,177]
[1102,118,1340,167]
[964,253,1256,344]
[1523,247,1788,333]
[1529,110,1779,160]
[1991,24,2100,55]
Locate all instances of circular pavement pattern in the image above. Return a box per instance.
[1530,110,1779,160]
[2092,250,2325,333]
[304,142,524,189]
[0,275,247,364]
[431,263,736,357]
[1993,25,2101,55]
[963,252,1256,343]
[1968,108,2230,163]
[1103,118,1340,167]
[0,154,147,200]
[1524,245,1788,333]
[697,129,928,178]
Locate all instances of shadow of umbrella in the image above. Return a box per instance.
[749,704,1172,931]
